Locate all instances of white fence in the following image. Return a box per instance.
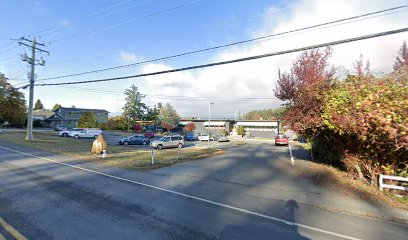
[379,174,408,191]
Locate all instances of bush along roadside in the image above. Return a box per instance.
[274,42,408,187]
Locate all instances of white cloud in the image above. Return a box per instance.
[118,51,140,64]
[136,0,408,118]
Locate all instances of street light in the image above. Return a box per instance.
[208,102,214,147]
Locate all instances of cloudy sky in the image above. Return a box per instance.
[0,0,407,118]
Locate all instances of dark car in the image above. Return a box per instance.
[144,130,154,138]
[185,133,195,141]
[275,134,289,146]
[119,135,150,146]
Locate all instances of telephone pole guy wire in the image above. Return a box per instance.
[18,37,49,140]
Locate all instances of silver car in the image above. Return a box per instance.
[59,128,84,137]
[214,134,229,142]
[151,135,184,150]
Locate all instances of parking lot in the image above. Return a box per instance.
[66,130,232,150]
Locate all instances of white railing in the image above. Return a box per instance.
[379,174,408,191]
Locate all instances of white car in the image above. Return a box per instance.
[0,129,3,134]
[58,128,84,137]
[198,134,213,141]
[70,129,103,139]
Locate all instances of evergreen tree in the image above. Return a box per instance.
[122,84,148,124]
[34,99,44,110]
[52,103,62,111]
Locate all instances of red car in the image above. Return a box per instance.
[144,130,155,138]
[275,134,289,146]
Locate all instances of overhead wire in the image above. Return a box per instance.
[56,85,280,102]
[35,5,408,82]
[29,0,136,37]
[28,27,408,88]
[48,0,204,43]
[0,45,18,56]
[0,39,18,50]
[81,0,154,24]
[46,3,296,66]
[46,8,406,68]
[38,0,154,38]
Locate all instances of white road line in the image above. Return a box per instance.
[288,143,295,166]
[0,217,28,240]
[0,145,361,240]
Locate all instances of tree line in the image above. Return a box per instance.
[241,107,286,121]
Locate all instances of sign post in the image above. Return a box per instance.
[178,144,181,160]
[151,144,154,165]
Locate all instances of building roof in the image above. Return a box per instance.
[46,114,64,121]
[32,109,54,117]
[203,121,226,126]
[55,107,109,113]
[236,121,278,127]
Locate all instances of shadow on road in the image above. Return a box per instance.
[219,199,309,240]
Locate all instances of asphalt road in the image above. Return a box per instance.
[0,140,407,240]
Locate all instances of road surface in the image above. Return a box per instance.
[0,140,407,239]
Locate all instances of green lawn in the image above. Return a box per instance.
[0,131,223,170]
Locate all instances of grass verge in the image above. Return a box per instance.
[0,131,223,171]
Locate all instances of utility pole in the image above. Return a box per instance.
[19,37,49,140]
[208,102,214,147]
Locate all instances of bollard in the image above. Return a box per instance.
[101,150,107,158]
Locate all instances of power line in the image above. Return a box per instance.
[80,0,154,25]
[30,27,408,88]
[48,0,204,43]
[35,5,407,82]
[0,45,18,56]
[28,0,136,37]
[0,39,18,50]
[56,85,280,101]
[46,3,297,66]
[38,1,155,38]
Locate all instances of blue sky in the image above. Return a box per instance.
[0,0,407,118]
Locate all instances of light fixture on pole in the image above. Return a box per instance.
[208,102,214,147]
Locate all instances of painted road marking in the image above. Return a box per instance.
[0,217,28,240]
[0,145,360,240]
[288,143,295,166]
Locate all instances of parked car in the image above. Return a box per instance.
[58,128,84,137]
[70,129,103,139]
[275,134,289,146]
[0,129,3,134]
[151,135,184,150]
[214,134,229,142]
[119,135,150,146]
[198,134,213,141]
[185,133,195,141]
[144,130,154,138]
[54,125,67,131]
